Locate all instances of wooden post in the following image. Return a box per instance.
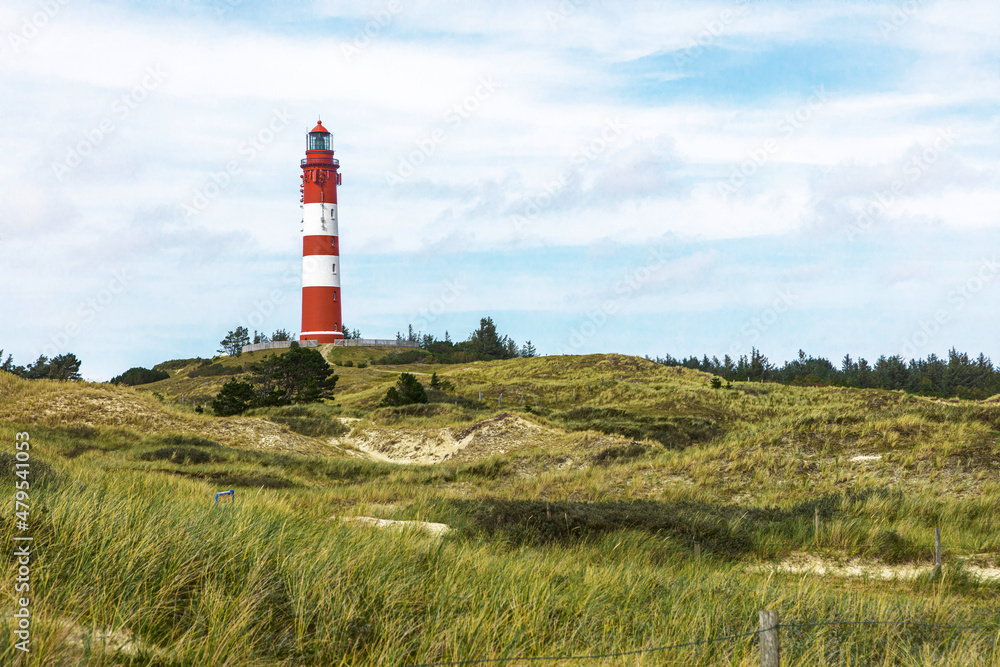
[499,393,503,405]
[694,542,701,560]
[930,527,942,578]
[814,507,820,544]
[759,609,780,667]
[573,388,576,399]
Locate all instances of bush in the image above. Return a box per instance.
[430,372,454,391]
[212,380,255,416]
[111,367,171,386]
[357,362,367,369]
[381,373,428,407]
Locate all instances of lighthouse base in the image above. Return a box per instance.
[300,332,345,343]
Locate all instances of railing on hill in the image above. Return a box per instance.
[334,339,420,348]
[240,340,318,354]
[240,339,420,354]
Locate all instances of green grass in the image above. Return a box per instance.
[1,357,1000,665]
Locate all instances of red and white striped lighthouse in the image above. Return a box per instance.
[299,120,344,343]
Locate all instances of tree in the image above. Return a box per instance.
[47,353,82,380]
[520,341,537,357]
[252,330,270,345]
[381,372,427,406]
[0,351,80,380]
[466,317,517,359]
[212,379,256,416]
[271,329,291,342]
[23,355,51,379]
[219,327,250,356]
[0,350,25,376]
[247,342,338,405]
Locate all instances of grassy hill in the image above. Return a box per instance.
[1,352,999,665]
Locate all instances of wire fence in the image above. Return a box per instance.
[403,617,1000,667]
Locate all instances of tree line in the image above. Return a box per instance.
[218,326,364,357]
[656,347,1000,400]
[387,317,537,363]
[0,350,82,381]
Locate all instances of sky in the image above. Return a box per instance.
[0,0,998,380]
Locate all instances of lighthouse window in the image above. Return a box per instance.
[309,133,331,150]
[332,262,337,274]
[333,292,337,301]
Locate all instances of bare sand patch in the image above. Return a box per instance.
[340,516,451,536]
[763,552,1000,582]
[345,413,549,464]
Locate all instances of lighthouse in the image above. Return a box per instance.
[299,120,344,343]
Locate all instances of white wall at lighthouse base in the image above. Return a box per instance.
[302,255,340,287]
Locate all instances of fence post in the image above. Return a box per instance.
[759,609,780,667]
[930,527,942,578]
[694,542,701,560]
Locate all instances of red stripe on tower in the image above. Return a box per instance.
[299,120,344,343]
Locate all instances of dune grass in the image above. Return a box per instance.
[1,356,1000,665]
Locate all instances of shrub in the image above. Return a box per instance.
[111,367,170,386]
[381,373,428,407]
[212,380,255,416]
